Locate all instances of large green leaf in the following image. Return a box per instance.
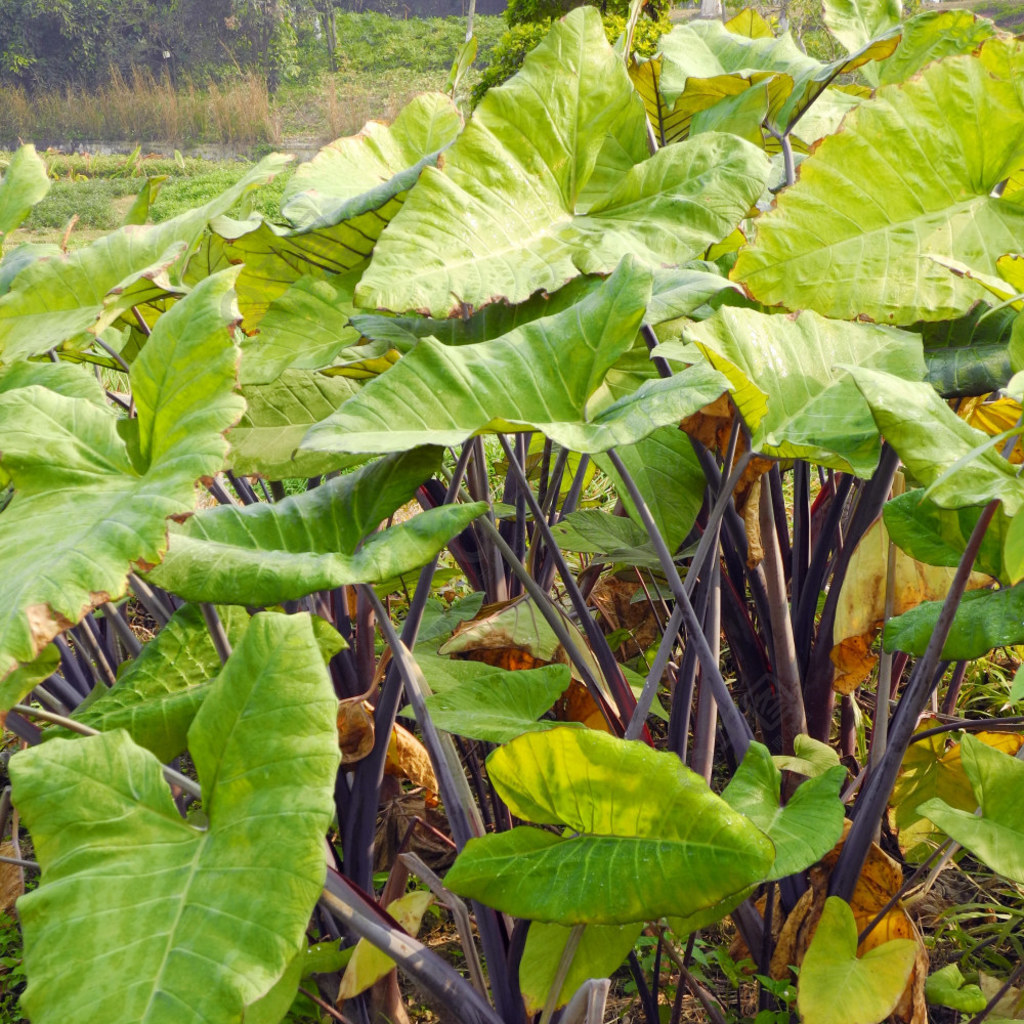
[851,367,1024,514]
[147,449,487,604]
[444,727,774,925]
[883,489,1008,581]
[876,10,1002,87]
[797,897,917,1024]
[722,741,846,881]
[302,260,728,456]
[0,145,50,239]
[10,612,340,1024]
[519,922,642,1013]
[656,19,898,134]
[0,156,289,361]
[734,38,1024,323]
[918,733,1024,883]
[0,269,245,681]
[67,604,251,762]
[883,584,1018,661]
[227,370,368,479]
[281,93,462,230]
[356,9,771,317]
[662,307,926,475]
[422,661,572,742]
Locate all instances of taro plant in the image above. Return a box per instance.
[2,2,1024,1023]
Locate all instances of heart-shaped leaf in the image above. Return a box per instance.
[723,741,846,880]
[918,732,1024,883]
[734,38,1024,323]
[444,727,774,925]
[797,897,917,1024]
[11,611,341,1024]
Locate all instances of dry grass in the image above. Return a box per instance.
[0,68,282,149]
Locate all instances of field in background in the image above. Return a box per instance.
[0,13,506,152]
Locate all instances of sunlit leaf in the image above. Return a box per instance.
[734,38,1024,323]
[445,727,774,925]
[11,612,341,1024]
[797,897,916,1024]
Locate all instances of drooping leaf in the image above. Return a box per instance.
[227,370,368,479]
[11,612,341,1024]
[883,489,1008,582]
[0,644,59,720]
[548,510,661,567]
[0,269,245,682]
[723,741,846,880]
[422,661,572,742]
[734,38,1024,323]
[918,733,1024,883]
[437,595,604,690]
[890,724,1022,843]
[882,583,1024,661]
[444,727,774,925]
[356,9,771,317]
[66,604,251,762]
[303,260,729,456]
[147,449,487,604]
[920,303,1017,398]
[797,897,916,1024]
[281,93,462,230]
[850,367,1024,514]
[0,145,50,239]
[662,307,926,475]
[519,922,642,1013]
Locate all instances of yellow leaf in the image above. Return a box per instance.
[337,890,433,1000]
[831,517,992,693]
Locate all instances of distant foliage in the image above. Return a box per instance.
[472,8,669,103]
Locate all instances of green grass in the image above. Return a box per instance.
[0,911,27,1024]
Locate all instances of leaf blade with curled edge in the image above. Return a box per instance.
[10,612,341,1024]
[797,897,917,1024]
[0,155,288,360]
[733,38,1024,323]
[723,741,846,880]
[147,449,487,605]
[0,269,245,683]
[444,727,774,925]
[850,367,1024,514]
[282,93,462,231]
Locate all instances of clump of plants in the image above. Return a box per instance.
[1,2,1024,1023]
